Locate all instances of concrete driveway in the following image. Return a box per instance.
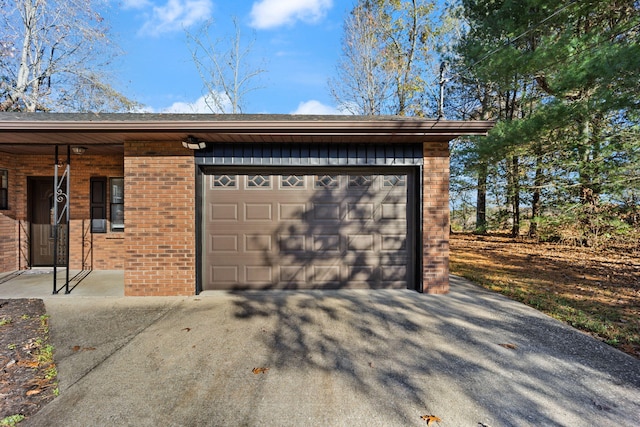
[20,276,640,426]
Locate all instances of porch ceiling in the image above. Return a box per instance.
[0,113,494,155]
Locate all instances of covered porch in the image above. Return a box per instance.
[0,269,124,298]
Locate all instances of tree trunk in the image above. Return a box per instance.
[529,152,543,238]
[475,162,487,234]
[580,123,602,208]
[508,155,520,237]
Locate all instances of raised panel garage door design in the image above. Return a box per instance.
[203,172,413,290]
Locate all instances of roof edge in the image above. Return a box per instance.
[0,113,494,136]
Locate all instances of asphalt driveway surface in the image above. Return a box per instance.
[24,276,640,426]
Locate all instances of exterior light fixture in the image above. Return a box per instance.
[182,135,207,150]
[71,146,87,155]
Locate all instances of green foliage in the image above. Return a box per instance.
[450,0,640,243]
[1,415,25,427]
[44,365,58,380]
[534,204,636,248]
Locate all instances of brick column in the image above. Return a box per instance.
[0,153,18,272]
[422,141,450,294]
[124,141,196,296]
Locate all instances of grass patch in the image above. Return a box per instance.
[1,415,25,427]
[450,233,640,359]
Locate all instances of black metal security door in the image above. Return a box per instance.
[52,145,71,294]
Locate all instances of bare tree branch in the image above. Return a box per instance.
[186,17,267,114]
[0,0,137,112]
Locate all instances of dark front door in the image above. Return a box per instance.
[29,177,55,266]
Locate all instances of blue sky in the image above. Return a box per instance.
[109,0,349,114]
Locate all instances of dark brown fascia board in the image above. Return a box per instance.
[0,117,494,137]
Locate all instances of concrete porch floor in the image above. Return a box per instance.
[0,269,124,298]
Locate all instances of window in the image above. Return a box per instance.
[212,174,237,188]
[90,177,107,233]
[348,175,372,188]
[0,170,7,210]
[315,175,338,188]
[110,178,124,232]
[280,175,305,188]
[246,174,271,188]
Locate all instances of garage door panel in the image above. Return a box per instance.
[279,235,306,252]
[347,234,375,251]
[347,203,374,220]
[245,234,272,251]
[210,266,238,284]
[381,265,408,288]
[210,235,238,252]
[381,235,407,251]
[203,170,413,290]
[381,203,406,219]
[312,265,340,284]
[210,203,238,221]
[313,234,340,252]
[245,203,272,221]
[280,266,306,282]
[279,203,306,220]
[348,265,377,282]
[245,265,273,284]
[312,203,340,220]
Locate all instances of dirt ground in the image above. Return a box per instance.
[450,232,640,359]
[0,299,57,423]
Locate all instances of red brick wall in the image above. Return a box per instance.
[124,141,195,296]
[4,139,450,296]
[0,153,19,272]
[0,151,124,273]
[422,141,450,294]
[67,155,125,270]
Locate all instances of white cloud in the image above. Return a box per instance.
[291,100,346,115]
[250,0,332,29]
[138,0,213,37]
[122,0,151,9]
[161,93,231,113]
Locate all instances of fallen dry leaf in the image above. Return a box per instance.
[498,343,517,350]
[26,389,42,396]
[252,367,269,374]
[421,415,442,425]
[17,360,40,368]
[182,327,191,332]
[72,346,95,352]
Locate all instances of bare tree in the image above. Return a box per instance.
[186,17,266,114]
[328,2,393,115]
[330,0,440,117]
[0,0,137,112]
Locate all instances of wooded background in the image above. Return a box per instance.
[330,0,640,247]
[2,0,638,247]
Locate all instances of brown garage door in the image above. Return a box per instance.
[202,170,414,290]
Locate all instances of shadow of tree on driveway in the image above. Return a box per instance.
[228,277,640,426]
